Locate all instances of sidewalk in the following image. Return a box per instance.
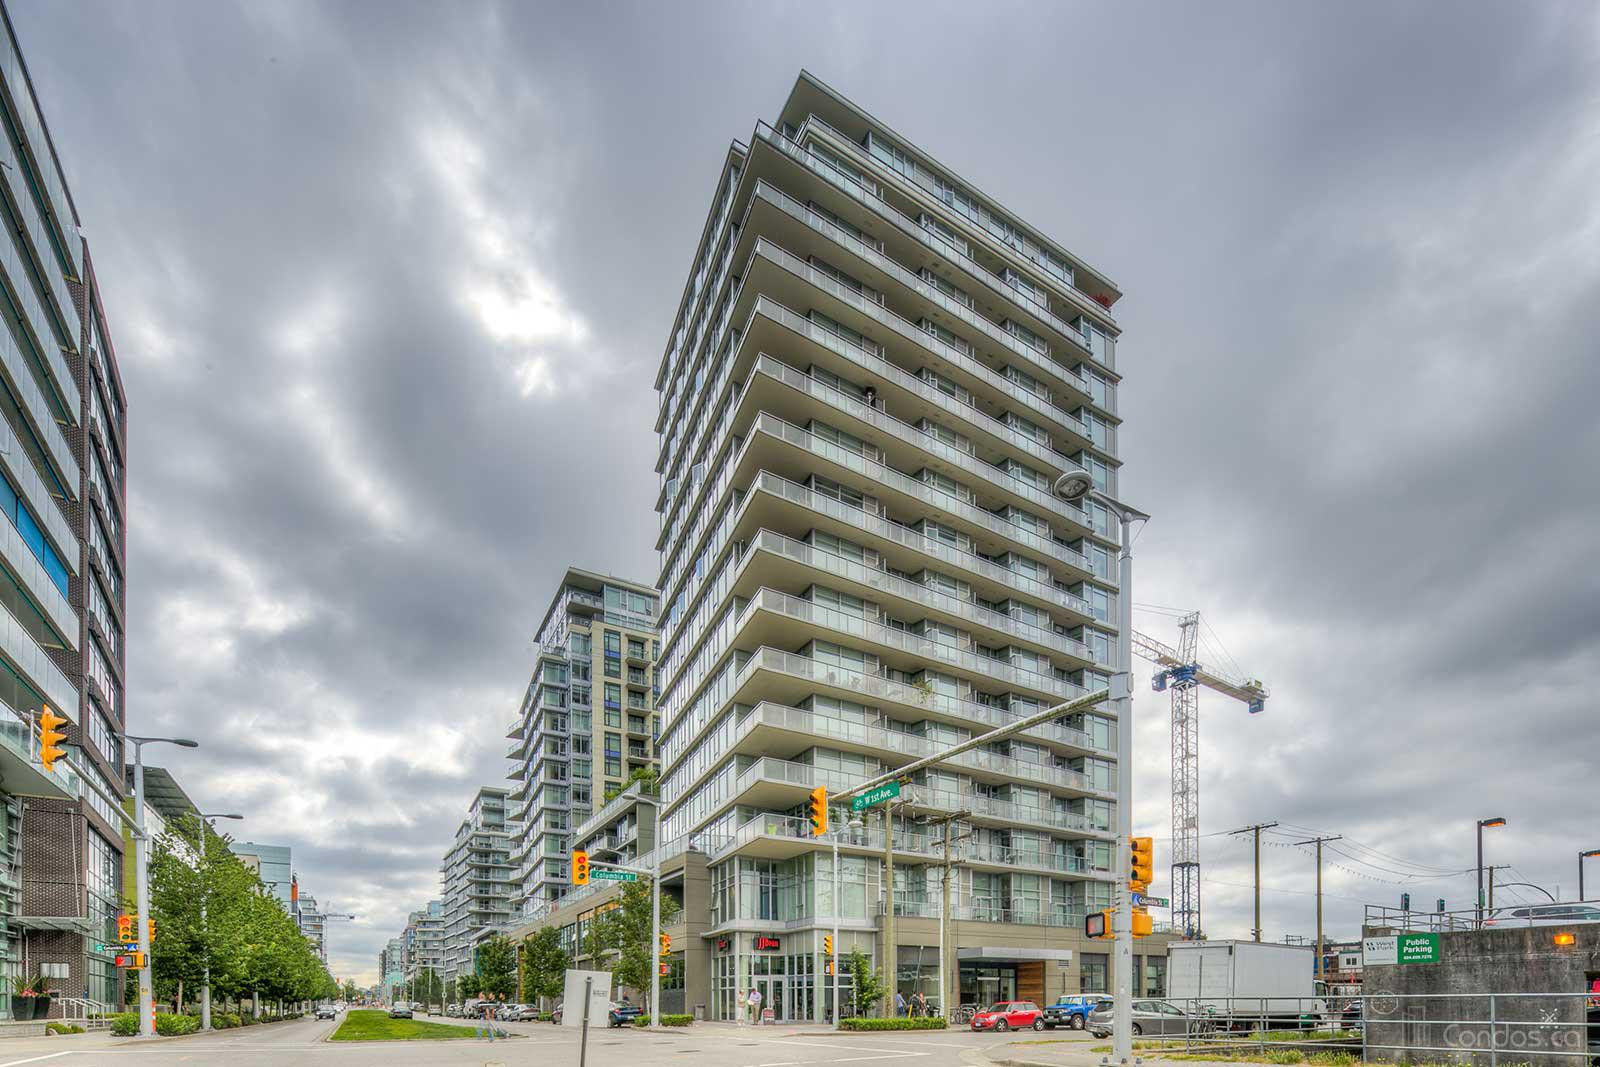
[979,1039,1269,1067]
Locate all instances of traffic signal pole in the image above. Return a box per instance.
[1111,512,1134,1066]
[133,751,154,1038]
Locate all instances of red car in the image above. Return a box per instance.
[971,1000,1044,1032]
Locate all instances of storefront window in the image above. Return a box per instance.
[1080,953,1109,993]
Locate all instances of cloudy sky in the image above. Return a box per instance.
[12,1,1600,983]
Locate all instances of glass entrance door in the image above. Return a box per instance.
[757,977,785,1021]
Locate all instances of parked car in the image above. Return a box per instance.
[1088,999,1208,1039]
[314,1004,337,1020]
[1043,994,1109,1030]
[609,1002,644,1027]
[971,1000,1044,1032]
[513,1004,543,1021]
[1485,904,1600,927]
[552,1002,563,1024]
[388,1002,414,1019]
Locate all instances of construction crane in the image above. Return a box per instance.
[1132,610,1268,940]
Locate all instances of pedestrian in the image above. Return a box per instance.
[736,989,746,1025]
[915,991,927,1017]
[895,990,907,1017]
[749,986,762,1024]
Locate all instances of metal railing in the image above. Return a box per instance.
[1114,992,1595,1067]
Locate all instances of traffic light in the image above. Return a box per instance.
[1132,910,1153,938]
[823,935,834,958]
[572,850,590,885]
[659,962,669,976]
[1084,909,1113,939]
[659,933,671,957]
[115,952,147,968]
[38,706,67,772]
[1130,836,1154,891]
[149,918,157,942]
[117,914,134,943]
[826,959,834,975]
[808,786,828,837]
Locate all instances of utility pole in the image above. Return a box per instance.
[1290,835,1340,982]
[1485,865,1511,912]
[1229,822,1279,942]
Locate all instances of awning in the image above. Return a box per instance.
[957,946,1075,963]
[13,915,98,935]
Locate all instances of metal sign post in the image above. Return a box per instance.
[579,976,592,1067]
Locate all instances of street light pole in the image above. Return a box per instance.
[128,735,199,1038]
[1580,850,1600,902]
[1055,471,1147,1067]
[197,812,243,1031]
[1476,817,1505,926]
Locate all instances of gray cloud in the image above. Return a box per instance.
[12,0,1599,979]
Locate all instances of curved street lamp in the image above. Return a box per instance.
[1053,470,1148,1065]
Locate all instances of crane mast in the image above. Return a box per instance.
[1132,611,1267,939]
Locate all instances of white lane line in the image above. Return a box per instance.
[0,1053,75,1066]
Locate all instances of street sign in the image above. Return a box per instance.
[851,781,901,812]
[1132,893,1170,908]
[589,868,639,883]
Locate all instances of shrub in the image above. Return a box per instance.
[45,1022,85,1035]
[839,1017,947,1031]
[215,1013,243,1030]
[238,1013,258,1026]
[154,1013,200,1036]
[1264,1052,1304,1065]
[1306,1054,1355,1066]
[109,1014,138,1037]
[631,1013,694,1027]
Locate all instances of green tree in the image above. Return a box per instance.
[584,879,679,1007]
[520,926,569,1003]
[457,972,480,999]
[844,948,888,1018]
[603,766,658,803]
[475,935,518,999]
[342,979,359,1002]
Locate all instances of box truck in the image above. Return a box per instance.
[1167,941,1329,1029]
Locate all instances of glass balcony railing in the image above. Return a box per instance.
[740,527,1093,661]
[744,348,1093,536]
[746,194,1098,430]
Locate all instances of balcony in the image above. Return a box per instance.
[707,812,1112,877]
[733,587,1085,702]
[699,700,1101,794]
[738,227,1098,450]
[753,117,1116,348]
[707,758,1105,838]
[733,527,1094,662]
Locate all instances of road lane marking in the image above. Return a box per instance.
[0,1053,75,1066]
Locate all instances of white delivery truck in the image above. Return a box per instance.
[1167,941,1329,1029]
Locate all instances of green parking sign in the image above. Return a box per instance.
[1398,933,1439,964]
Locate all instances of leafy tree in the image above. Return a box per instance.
[520,926,569,1003]
[844,948,888,1017]
[583,879,679,1006]
[603,766,658,803]
[475,935,518,999]
[457,973,480,999]
[342,979,359,1002]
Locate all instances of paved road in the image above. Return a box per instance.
[0,1017,1103,1067]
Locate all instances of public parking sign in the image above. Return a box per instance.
[1363,933,1439,965]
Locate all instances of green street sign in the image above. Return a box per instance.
[1133,894,1170,908]
[851,781,901,812]
[590,869,639,882]
[1398,933,1439,964]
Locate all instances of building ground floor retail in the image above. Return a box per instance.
[506,848,1176,1022]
